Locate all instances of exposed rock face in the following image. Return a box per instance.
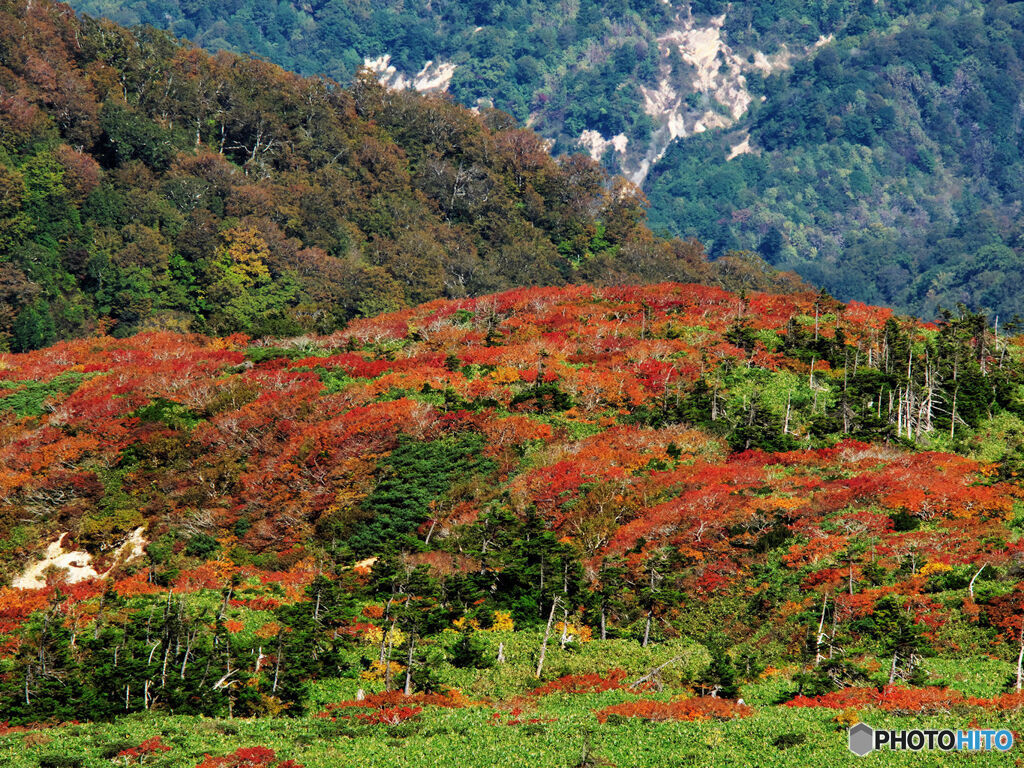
[364,55,457,93]
[579,129,629,162]
[662,14,753,118]
[12,527,147,589]
[573,19,838,185]
[619,12,792,185]
[727,135,752,160]
[364,12,830,187]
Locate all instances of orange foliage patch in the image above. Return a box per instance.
[319,689,472,721]
[195,746,301,768]
[786,686,1024,713]
[530,670,632,696]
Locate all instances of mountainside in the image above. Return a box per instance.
[0,0,801,352]
[3,283,1024,758]
[8,3,1024,765]
[64,0,1024,320]
[647,0,1024,321]
[61,0,875,184]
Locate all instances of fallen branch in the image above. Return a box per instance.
[629,656,682,691]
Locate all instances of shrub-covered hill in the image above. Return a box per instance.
[0,0,802,353]
[4,283,1024,740]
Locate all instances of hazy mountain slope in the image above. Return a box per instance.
[0,0,801,351]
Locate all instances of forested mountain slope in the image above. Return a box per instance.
[65,0,847,167]
[61,0,902,182]
[0,0,800,352]
[64,0,1024,320]
[3,283,1024,733]
[647,0,1024,321]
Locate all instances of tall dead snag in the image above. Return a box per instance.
[536,596,560,679]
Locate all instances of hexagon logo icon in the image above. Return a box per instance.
[849,723,874,756]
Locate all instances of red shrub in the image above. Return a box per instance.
[228,597,282,611]
[530,670,630,696]
[194,746,301,768]
[361,605,385,619]
[785,687,880,710]
[117,735,172,763]
[319,690,470,724]
[973,692,1024,711]
[877,687,967,714]
[355,706,423,725]
[0,721,37,736]
[784,686,1012,714]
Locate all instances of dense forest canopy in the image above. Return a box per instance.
[0,0,802,352]
[65,0,855,136]
[647,0,1024,321]
[61,0,1024,321]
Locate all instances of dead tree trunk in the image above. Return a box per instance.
[536,597,560,679]
[1017,618,1024,694]
[404,635,416,696]
[815,594,828,666]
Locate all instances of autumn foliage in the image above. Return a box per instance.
[195,747,301,768]
[785,686,1024,714]
[319,690,471,725]
[0,0,804,352]
[117,736,172,763]
[594,697,753,724]
[530,670,632,696]
[1,281,1023,728]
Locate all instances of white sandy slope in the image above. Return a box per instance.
[12,527,147,589]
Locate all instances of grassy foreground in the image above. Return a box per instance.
[1,702,1020,768]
